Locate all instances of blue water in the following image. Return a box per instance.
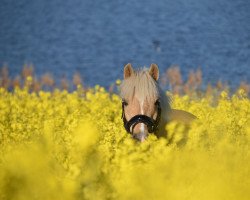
[0,0,250,88]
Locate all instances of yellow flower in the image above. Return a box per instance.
[0,88,249,200]
[116,79,121,85]
[27,76,33,81]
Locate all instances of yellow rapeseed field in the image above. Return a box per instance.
[0,84,249,200]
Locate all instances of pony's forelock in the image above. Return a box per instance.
[120,67,159,102]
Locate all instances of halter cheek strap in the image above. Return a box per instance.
[121,100,161,134]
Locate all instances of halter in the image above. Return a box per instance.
[121,100,161,134]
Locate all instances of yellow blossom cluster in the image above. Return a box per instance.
[0,86,249,200]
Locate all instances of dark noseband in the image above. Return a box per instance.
[121,100,161,134]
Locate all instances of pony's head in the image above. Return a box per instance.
[120,63,162,142]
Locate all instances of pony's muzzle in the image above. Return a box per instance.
[132,132,148,142]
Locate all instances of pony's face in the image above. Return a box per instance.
[120,63,160,142]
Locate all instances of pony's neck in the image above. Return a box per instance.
[156,88,171,137]
[159,88,171,120]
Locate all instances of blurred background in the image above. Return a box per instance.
[0,0,249,90]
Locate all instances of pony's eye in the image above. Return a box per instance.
[155,99,160,105]
[122,100,128,106]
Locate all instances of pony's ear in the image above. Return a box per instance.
[149,63,159,81]
[124,63,134,79]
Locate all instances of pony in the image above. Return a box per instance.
[120,63,196,142]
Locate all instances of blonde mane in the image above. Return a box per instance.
[120,68,159,102]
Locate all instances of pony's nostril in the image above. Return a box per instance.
[133,132,147,142]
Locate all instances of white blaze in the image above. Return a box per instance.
[140,100,145,133]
